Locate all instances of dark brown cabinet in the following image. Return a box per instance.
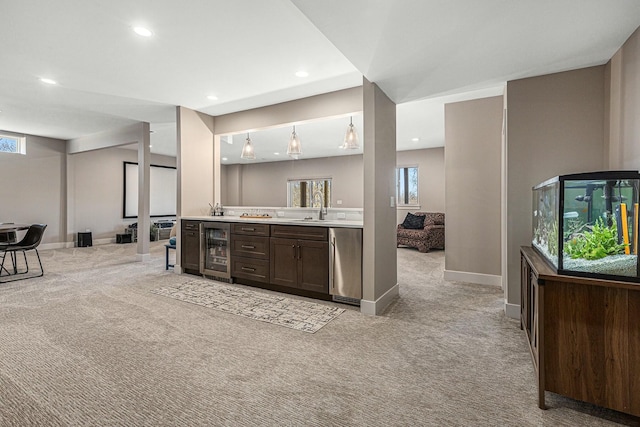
[230,224,270,283]
[270,225,328,294]
[181,220,201,272]
[521,246,640,417]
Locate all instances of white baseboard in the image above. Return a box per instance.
[443,270,502,287]
[504,301,520,319]
[94,237,116,245]
[136,253,151,262]
[40,237,116,251]
[39,242,72,250]
[360,283,400,316]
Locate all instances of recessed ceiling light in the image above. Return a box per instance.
[133,26,153,37]
[222,157,228,161]
[207,95,218,101]
[274,152,280,156]
[295,71,309,78]
[411,137,420,142]
[40,78,57,85]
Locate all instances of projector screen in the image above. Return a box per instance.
[123,161,177,218]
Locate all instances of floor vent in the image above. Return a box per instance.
[203,275,233,284]
[332,295,361,306]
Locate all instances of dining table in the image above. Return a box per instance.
[0,223,30,242]
[0,223,30,276]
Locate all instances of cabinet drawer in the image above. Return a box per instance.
[182,220,200,231]
[231,257,270,283]
[231,235,269,259]
[232,223,270,236]
[270,225,328,241]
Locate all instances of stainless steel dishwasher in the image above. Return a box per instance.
[328,227,362,305]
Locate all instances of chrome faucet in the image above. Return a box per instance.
[319,207,327,220]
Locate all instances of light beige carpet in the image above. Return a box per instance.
[0,242,638,426]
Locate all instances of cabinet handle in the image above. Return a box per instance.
[241,245,256,249]
[292,244,296,258]
[241,266,256,272]
[242,227,255,231]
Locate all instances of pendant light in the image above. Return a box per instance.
[343,116,360,149]
[287,125,302,159]
[240,133,256,160]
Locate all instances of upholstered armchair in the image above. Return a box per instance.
[397,212,445,253]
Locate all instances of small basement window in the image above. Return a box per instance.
[397,166,419,206]
[0,133,26,154]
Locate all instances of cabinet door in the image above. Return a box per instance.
[298,240,329,293]
[270,237,298,288]
[181,223,201,271]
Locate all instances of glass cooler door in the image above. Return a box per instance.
[200,222,231,279]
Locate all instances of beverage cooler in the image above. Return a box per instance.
[200,222,231,280]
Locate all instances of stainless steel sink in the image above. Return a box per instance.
[293,218,324,222]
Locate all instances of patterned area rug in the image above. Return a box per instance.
[151,280,345,333]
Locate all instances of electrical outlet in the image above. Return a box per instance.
[336,200,343,205]
[277,211,285,217]
[337,213,346,219]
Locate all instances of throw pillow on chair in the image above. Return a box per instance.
[401,212,425,229]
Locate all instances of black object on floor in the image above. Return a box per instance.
[116,233,132,244]
[77,232,92,247]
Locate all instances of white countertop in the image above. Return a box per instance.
[182,216,363,228]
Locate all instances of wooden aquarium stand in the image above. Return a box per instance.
[520,246,640,416]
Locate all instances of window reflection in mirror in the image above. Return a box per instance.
[288,178,331,208]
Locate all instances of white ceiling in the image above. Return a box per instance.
[1,1,639,160]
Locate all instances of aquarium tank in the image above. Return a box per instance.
[532,171,640,282]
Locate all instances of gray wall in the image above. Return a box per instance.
[396,147,445,224]
[71,147,176,240]
[0,135,177,245]
[444,96,503,277]
[607,26,640,170]
[0,135,66,244]
[177,107,214,218]
[222,155,364,208]
[506,66,606,309]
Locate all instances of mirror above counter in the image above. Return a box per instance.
[219,113,363,165]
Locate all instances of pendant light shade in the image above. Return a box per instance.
[240,133,255,160]
[343,116,359,149]
[287,125,302,159]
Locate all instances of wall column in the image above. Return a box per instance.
[136,122,151,260]
[361,78,398,315]
[176,106,215,273]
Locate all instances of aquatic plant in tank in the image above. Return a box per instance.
[564,217,626,260]
[532,171,640,282]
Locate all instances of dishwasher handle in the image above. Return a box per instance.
[329,235,336,292]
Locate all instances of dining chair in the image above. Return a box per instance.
[0,224,47,282]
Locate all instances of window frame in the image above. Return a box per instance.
[0,132,26,155]
[287,177,332,208]
[396,165,419,206]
